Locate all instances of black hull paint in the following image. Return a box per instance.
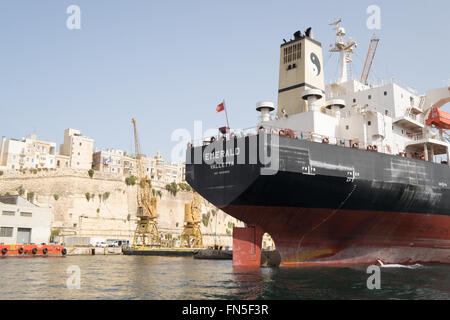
[186,134,450,265]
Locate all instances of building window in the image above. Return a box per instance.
[353,98,356,103]
[0,227,13,237]
[2,211,15,216]
[368,95,372,99]
[384,91,387,96]
[20,212,32,217]
[385,110,389,116]
[368,121,372,126]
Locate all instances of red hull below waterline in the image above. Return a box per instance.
[0,244,66,257]
[224,205,450,266]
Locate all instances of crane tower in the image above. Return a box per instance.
[131,118,160,247]
[180,191,203,248]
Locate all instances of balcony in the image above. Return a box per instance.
[410,105,423,115]
[393,113,424,130]
[406,132,449,156]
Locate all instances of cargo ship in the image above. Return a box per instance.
[185,21,450,267]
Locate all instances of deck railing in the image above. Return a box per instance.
[188,125,449,165]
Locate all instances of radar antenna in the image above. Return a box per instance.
[329,19,357,83]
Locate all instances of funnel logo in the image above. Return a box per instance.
[308,53,321,76]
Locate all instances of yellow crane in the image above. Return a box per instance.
[180,191,203,248]
[131,118,160,247]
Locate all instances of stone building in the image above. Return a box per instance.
[59,129,94,170]
[93,149,185,183]
[0,195,52,244]
[92,149,127,174]
[0,134,57,170]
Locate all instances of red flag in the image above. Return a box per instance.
[216,101,225,113]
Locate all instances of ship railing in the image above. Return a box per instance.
[411,132,448,143]
[188,125,374,152]
[187,125,450,165]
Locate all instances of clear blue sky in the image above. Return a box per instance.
[0,0,449,161]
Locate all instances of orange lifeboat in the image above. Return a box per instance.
[426,106,450,130]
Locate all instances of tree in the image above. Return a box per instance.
[125,175,137,186]
[17,186,25,196]
[27,192,35,202]
[165,182,179,196]
[88,169,95,178]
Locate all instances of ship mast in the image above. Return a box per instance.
[329,19,357,84]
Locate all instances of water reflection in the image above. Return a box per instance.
[0,256,448,299]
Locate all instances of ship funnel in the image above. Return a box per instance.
[325,99,346,119]
[277,29,325,117]
[302,89,323,112]
[256,101,275,122]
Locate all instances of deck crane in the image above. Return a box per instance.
[180,191,203,248]
[360,34,379,85]
[131,118,160,247]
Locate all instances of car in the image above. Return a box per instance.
[108,241,119,247]
[96,242,108,248]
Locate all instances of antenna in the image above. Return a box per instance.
[329,19,357,84]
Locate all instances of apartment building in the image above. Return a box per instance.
[93,150,185,183]
[0,135,56,170]
[59,129,94,170]
[92,149,127,174]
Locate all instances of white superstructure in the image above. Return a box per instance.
[255,21,450,164]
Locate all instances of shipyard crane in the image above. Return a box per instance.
[131,118,160,247]
[360,34,380,85]
[180,191,203,248]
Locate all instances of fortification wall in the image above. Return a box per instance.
[0,169,244,247]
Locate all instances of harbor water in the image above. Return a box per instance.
[0,255,449,299]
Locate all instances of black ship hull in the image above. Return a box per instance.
[186,134,450,266]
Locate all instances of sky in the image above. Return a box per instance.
[0,0,449,162]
